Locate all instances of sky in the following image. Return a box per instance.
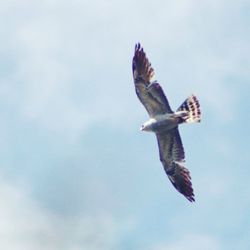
[0,0,250,249]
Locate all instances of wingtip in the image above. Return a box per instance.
[132,43,156,89]
[183,186,195,202]
[167,162,195,203]
[135,42,140,47]
[186,194,195,202]
[135,42,142,52]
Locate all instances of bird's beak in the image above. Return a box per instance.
[140,126,144,131]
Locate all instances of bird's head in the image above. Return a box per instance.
[140,119,155,132]
[140,124,146,131]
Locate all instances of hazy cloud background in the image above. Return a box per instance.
[0,0,250,249]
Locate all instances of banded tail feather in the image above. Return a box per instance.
[177,95,201,123]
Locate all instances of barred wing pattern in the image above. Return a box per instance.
[156,128,195,202]
[132,43,173,117]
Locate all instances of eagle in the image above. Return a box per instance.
[132,43,201,202]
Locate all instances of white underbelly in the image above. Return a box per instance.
[151,117,178,132]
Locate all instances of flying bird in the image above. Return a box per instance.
[132,43,201,202]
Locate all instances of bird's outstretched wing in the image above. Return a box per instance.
[132,43,173,117]
[156,128,195,202]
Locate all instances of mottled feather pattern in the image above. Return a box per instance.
[172,128,185,161]
[170,162,195,202]
[157,129,194,202]
[147,82,173,112]
[132,43,173,116]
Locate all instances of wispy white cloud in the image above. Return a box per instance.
[0,174,127,250]
[152,234,222,250]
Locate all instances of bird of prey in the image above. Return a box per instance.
[132,43,201,202]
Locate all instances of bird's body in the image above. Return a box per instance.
[132,43,201,202]
[141,112,185,132]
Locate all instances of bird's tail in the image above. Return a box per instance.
[176,95,201,123]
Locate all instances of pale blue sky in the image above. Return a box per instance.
[0,1,250,249]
